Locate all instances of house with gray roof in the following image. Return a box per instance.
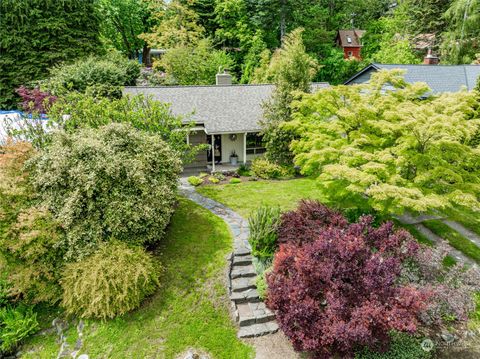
[345,63,480,93]
[124,72,328,170]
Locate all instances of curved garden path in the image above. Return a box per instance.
[178,178,279,338]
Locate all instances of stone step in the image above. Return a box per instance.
[232,255,253,266]
[237,322,279,338]
[231,267,256,279]
[230,289,261,304]
[233,248,251,257]
[238,312,276,327]
[231,277,257,292]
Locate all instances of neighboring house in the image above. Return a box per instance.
[124,72,329,171]
[344,62,480,93]
[335,29,365,60]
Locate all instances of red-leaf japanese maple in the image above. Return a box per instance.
[16,86,57,114]
[267,203,430,358]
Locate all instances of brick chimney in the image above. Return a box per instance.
[216,68,232,85]
[423,48,439,65]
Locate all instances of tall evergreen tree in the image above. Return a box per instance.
[0,0,102,109]
[261,29,318,165]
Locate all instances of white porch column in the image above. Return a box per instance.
[243,132,247,164]
[211,134,215,172]
[186,133,190,145]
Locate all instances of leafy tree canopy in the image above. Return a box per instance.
[287,70,480,214]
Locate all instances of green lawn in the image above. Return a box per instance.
[423,220,480,264]
[445,207,480,237]
[197,178,327,217]
[21,199,254,359]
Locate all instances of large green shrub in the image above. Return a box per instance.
[61,242,160,319]
[42,52,141,98]
[0,0,101,108]
[248,205,281,259]
[29,123,182,259]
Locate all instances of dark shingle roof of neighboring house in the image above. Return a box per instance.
[336,30,365,48]
[123,83,329,134]
[344,63,480,93]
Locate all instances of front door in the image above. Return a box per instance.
[207,135,222,164]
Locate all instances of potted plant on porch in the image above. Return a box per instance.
[230,150,238,165]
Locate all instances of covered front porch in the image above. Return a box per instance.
[186,129,265,172]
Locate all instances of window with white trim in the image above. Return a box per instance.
[246,133,266,155]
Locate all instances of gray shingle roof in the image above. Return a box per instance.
[345,63,480,93]
[123,83,329,134]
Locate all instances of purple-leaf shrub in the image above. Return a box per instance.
[267,212,430,358]
[278,200,348,246]
[16,86,57,114]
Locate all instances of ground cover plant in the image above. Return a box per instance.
[21,199,254,359]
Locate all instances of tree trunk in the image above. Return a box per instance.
[142,44,151,67]
[280,0,286,42]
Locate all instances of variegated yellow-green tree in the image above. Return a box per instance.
[286,70,480,214]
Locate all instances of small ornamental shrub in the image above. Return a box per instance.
[0,305,39,354]
[278,200,348,246]
[237,164,251,177]
[208,176,220,184]
[29,123,181,259]
[250,158,286,179]
[248,205,281,259]
[61,242,160,319]
[213,172,226,181]
[229,178,241,184]
[256,267,272,300]
[16,86,57,114]
[188,176,203,186]
[267,210,430,358]
[199,172,209,178]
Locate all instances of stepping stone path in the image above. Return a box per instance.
[179,178,279,338]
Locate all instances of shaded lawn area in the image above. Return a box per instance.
[446,207,480,237]
[22,198,254,359]
[423,220,480,264]
[197,178,327,217]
